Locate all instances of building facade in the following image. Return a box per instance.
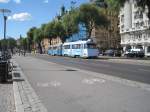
[119,0,150,57]
[41,38,49,53]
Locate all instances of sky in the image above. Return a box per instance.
[0,0,88,39]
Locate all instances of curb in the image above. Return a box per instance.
[12,62,24,112]
[12,60,48,112]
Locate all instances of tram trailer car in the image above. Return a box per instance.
[47,46,53,55]
[48,40,99,58]
[48,44,62,56]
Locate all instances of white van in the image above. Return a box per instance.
[125,48,144,58]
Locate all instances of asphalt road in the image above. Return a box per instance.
[14,56,150,112]
[33,54,150,84]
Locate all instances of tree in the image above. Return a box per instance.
[94,0,108,8]
[52,20,66,43]
[41,24,47,38]
[33,28,43,54]
[45,21,56,45]
[79,4,109,38]
[0,40,2,50]
[20,37,28,50]
[106,0,150,19]
[92,0,121,49]
[62,8,79,42]
[7,38,17,50]
[61,5,66,17]
[27,27,37,52]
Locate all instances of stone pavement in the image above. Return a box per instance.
[0,83,15,112]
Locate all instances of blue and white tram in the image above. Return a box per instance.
[47,46,53,55]
[48,44,62,56]
[63,39,99,58]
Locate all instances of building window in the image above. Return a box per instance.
[147,46,150,53]
[138,34,142,41]
[121,15,124,22]
[134,11,143,19]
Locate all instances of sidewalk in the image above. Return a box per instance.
[13,55,150,112]
[0,83,15,112]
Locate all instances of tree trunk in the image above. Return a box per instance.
[38,42,42,54]
[49,38,52,45]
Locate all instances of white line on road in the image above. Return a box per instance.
[37,81,61,88]
[82,78,106,85]
[138,69,150,72]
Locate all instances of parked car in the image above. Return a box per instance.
[103,49,114,56]
[125,49,144,58]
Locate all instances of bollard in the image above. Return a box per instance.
[0,51,12,82]
[0,61,8,82]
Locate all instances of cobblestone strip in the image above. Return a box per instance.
[0,84,15,112]
[12,61,48,112]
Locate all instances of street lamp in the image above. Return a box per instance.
[0,9,11,40]
[0,9,11,51]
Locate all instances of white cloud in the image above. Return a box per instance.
[8,12,32,21]
[13,0,21,4]
[43,0,48,3]
[0,0,10,3]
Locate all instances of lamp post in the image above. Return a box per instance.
[0,9,11,51]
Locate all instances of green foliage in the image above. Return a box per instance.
[20,37,27,50]
[33,28,43,43]
[61,9,79,42]
[44,21,56,45]
[79,3,109,38]
[41,24,47,38]
[52,20,67,43]
[27,27,37,51]
[7,38,17,49]
[106,0,126,11]
[33,27,43,53]
[0,38,17,50]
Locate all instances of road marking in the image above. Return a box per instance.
[37,81,61,88]
[50,81,61,87]
[82,78,106,85]
[138,69,150,72]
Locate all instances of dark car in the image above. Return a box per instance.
[114,50,122,57]
[104,49,114,56]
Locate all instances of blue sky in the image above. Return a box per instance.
[0,0,88,39]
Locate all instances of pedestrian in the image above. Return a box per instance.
[19,49,21,56]
[23,50,26,56]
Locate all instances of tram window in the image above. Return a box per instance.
[48,47,52,50]
[72,44,81,49]
[84,44,96,49]
[64,45,70,49]
[53,47,57,50]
